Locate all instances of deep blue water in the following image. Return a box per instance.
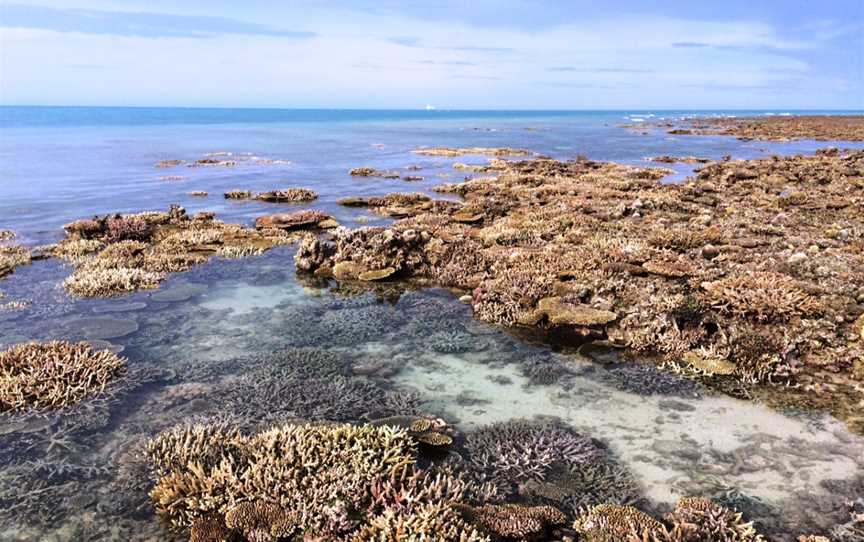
[1,106,862,246]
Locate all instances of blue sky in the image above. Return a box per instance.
[0,1,861,109]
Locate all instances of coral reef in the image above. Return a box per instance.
[254,209,337,231]
[146,421,490,541]
[349,166,400,178]
[456,503,566,540]
[645,115,864,141]
[224,189,252,199]
[463,420,605,490]
[412,147,531,157]
[254,188,318,202]
[50,205,295,297]
[573,504,663,541]
[0,340,126,412]
[295,149,864,426]
[0,245,31,280]
[573,498,772,542]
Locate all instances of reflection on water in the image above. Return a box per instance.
[0,247,862,541]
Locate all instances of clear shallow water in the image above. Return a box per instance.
[1,108,864,541]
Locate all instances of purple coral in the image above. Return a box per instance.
[464,420,605,486]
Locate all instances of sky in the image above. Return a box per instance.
[0,0,862,109]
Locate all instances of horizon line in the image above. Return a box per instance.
[2,104,863,113]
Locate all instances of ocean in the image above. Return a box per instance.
[1,106,863,541]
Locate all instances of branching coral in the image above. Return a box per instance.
[574,504,663,542]
[700,271,821,322]
[574,498,770,542]
[0,245,31,279]
[658,497,765,542]
[456,503,566,540]
[53,206,294,297]
[463,420,605,488]
[146,421,492,541]
[0,340,126,412]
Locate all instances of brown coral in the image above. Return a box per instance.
[254,188,318,202]
[0,340,126,412]
[700,271,821,322]
[458,503,566,540]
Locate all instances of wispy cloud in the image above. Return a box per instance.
[387,36,420,46]
[547,66,653,74]
[416,60,478,66]
[385,36,515,54]
[0,4,316,39]
[672,42,711,48]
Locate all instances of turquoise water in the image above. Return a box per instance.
[1,107,864,541]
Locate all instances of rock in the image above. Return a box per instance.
[337,197,369,207]
[459,295,472,304]
[520,297,617,327]
[452,210,485,223]
[642,259,693,278]
[681,351,735,376]
[255,210,335,231]
[332,261,362,280]
[358,267,396,281]
[787,252,808,265]
[223,190,252,199]
[701,245,720,259]
[155,159,183,168]
[853,314,864,342]
[254,188,318,203]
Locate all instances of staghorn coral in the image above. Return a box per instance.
[53,205,295,297]
[574,504,662,542]
[104,215,153,243]
[352,502,490,542]
[456,503,566,540]
[0,340,126,412]
[463,420,605,489]
[146,421,495,541]
[700,271,821,322]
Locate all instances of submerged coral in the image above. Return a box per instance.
[463,420,605,489]
[0,340,126,412]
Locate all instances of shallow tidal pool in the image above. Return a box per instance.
[0,247,861,541]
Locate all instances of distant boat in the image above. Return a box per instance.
[425,105,436,111]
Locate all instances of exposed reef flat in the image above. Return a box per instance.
[42,205,318,297]
[297,149,864,433]
[641,114,864,141]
